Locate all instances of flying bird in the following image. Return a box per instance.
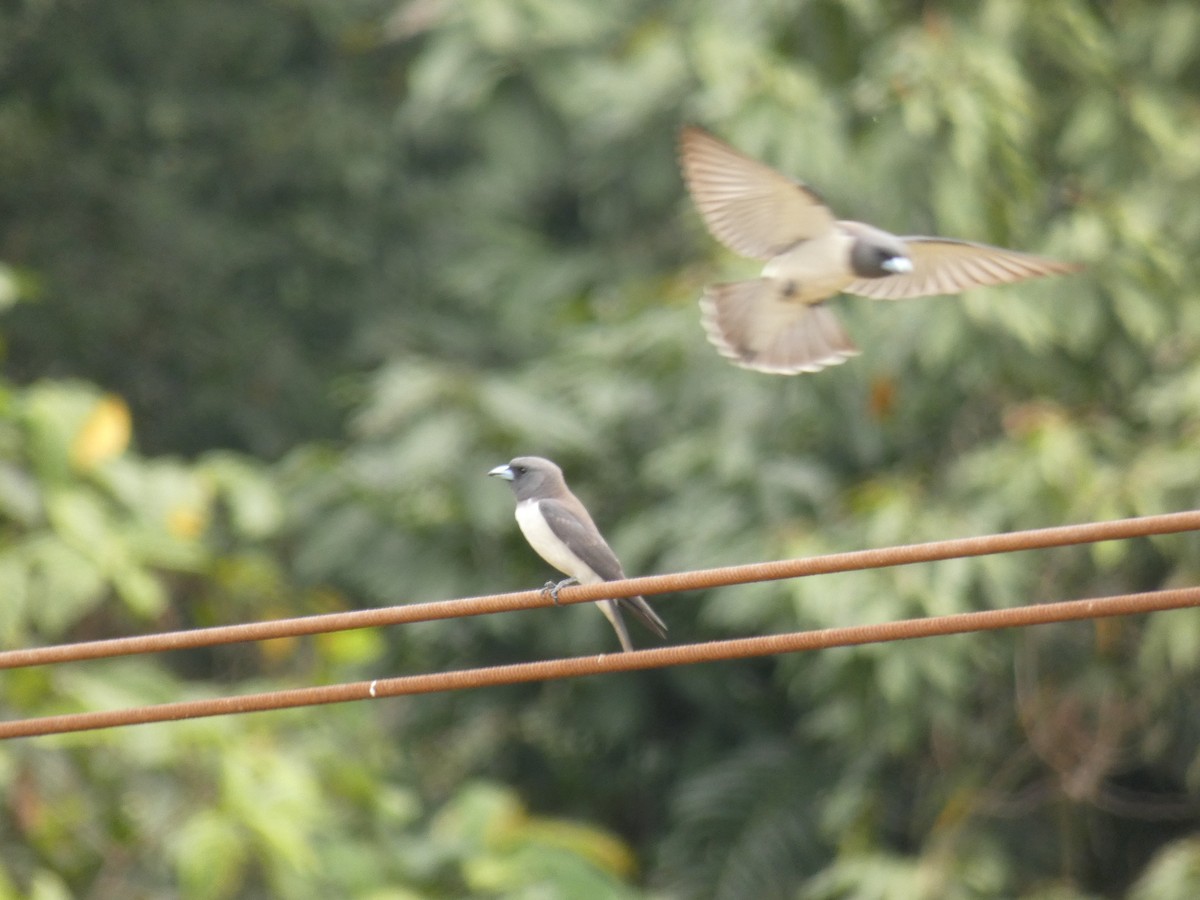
[679,126,1079,374]
[489,456,668,653]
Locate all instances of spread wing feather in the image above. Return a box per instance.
[679,127,835,261]
[843,238,1079,300]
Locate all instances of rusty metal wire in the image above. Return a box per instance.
[1,509,1198,739]
[2,509,1197,671]
[2,586,1198,740]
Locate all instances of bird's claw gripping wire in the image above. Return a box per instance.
[542,578,578,606]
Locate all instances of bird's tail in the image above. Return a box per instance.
[597,599,635,653]
[620,596,668,641]
[700,279,859,374]
[597,596,667,653]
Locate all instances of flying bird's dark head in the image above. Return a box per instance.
[487,456,565,501]
[846,224,914,279]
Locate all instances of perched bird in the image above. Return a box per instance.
[679,126,1079,374]
[488,456,668,653]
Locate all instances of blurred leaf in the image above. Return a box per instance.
[435,782,640,896]
[175,809,248,900]
[69,394,131,472]
[1129,837,1200,900]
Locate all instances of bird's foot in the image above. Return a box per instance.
[542,578,578,606]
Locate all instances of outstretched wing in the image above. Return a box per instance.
[679,127,836,261]
[843,237,1080,300]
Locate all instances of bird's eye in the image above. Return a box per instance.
[514,465,526,474]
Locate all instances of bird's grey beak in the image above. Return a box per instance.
[882,257,913,274]
[488,464,514,481]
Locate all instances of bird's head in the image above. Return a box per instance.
[847,225,914,278]
[488,456,564,501]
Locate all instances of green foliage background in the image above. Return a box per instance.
[3,0,1200,897]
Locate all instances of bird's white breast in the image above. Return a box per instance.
[514,500,602,584]
[762,230,856,302]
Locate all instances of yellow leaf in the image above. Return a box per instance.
[70,394,132,471]
[260,635,300,666]
[167,505,208,539]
